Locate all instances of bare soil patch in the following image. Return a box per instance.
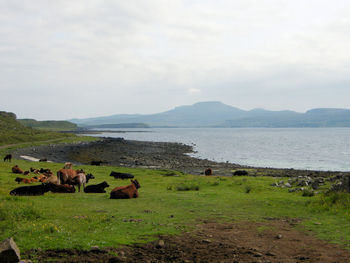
[25,219,350,263]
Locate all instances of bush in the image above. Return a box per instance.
[174,183,200,191]
[302,189,314,197]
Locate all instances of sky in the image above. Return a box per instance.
[1,0,350,120]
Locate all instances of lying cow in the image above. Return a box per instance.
[15,177,37,184]
[110,179,140,199]
[84,181,109,193]
[43,174,59,184]
[12,165,24,174]
[10,183,51,196]
[48,183,76,193]
[110,171,134,179]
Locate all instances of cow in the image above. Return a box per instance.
[233,170,248,176]
[12,165,24,174]
[15,177,36,184]
[204,168,213,176]
[56,169,82,185]
[57,168,94,192]
[30,168,40,174]
[64,162,73,169]
[109,171,134,179]
[84,181,109,193]
[3,154,12,162]
[72,173,95,192]
[9,183,51,196]
[48,183,76,193]
[40,168,51,174]
[90,160,101,166]
[110,179,140,199]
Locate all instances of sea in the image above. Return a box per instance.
[87,128,350,172]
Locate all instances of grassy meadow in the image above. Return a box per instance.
[0,158,349,255]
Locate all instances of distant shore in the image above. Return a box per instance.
[13,137,348,177]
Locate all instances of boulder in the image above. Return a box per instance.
[0,237,21,263]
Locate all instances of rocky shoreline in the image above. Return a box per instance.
[13,137,350,178]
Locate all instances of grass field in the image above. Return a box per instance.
[0,158,349,256]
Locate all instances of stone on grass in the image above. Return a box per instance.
[0,237,21,263]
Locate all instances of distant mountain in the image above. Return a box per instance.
[69,102,350,128]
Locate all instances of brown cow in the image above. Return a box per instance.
[57,168,94,192]
[15,177,36,184]
[110,179,140,199]
[56,169,82,185]
[43,174,59,184]
[12,165,24,174]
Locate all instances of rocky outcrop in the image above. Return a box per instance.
[0,237,20,263]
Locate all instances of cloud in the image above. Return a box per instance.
[187,88,201,94]
[1,0,350,119]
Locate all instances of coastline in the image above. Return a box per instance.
[12,137,349,178]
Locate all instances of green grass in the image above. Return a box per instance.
[18,119,78,131]
[0,111,79,146]
[0,159,349,254]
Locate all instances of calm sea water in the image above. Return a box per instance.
[89,128,350,171]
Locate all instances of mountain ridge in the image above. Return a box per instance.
[69,102,350,128]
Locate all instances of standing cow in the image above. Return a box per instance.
[57,168,94,192]
[3,154,12,162]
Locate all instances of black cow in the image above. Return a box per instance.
[3,154,12,162]
[9,184,51,196]
[84,181,109,193]
[48,183,76,193]
[233,170,249,176]
[110,171,134,179]
[90,160,105,166]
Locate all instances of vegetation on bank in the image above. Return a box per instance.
[18,119,78,131]
[0,159,349,257]
[0,111,76,146]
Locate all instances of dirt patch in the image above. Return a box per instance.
[25,220,350,263]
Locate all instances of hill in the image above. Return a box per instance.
[19,119,78,131]
[0,111,72,146]
[70,102,350,128]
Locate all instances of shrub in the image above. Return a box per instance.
[175,183,200,191]
[302,189,314,197]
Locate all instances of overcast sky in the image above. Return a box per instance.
[1,0,350,120]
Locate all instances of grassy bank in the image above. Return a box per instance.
[0,159,349,255]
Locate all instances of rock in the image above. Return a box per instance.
[202,239,212,244]
[276,234,283,239]
[284,183,292,188]
[0,237,21,263]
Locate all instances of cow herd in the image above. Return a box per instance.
[7,161,140,199]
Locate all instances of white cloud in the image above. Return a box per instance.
[187,88,201,94]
